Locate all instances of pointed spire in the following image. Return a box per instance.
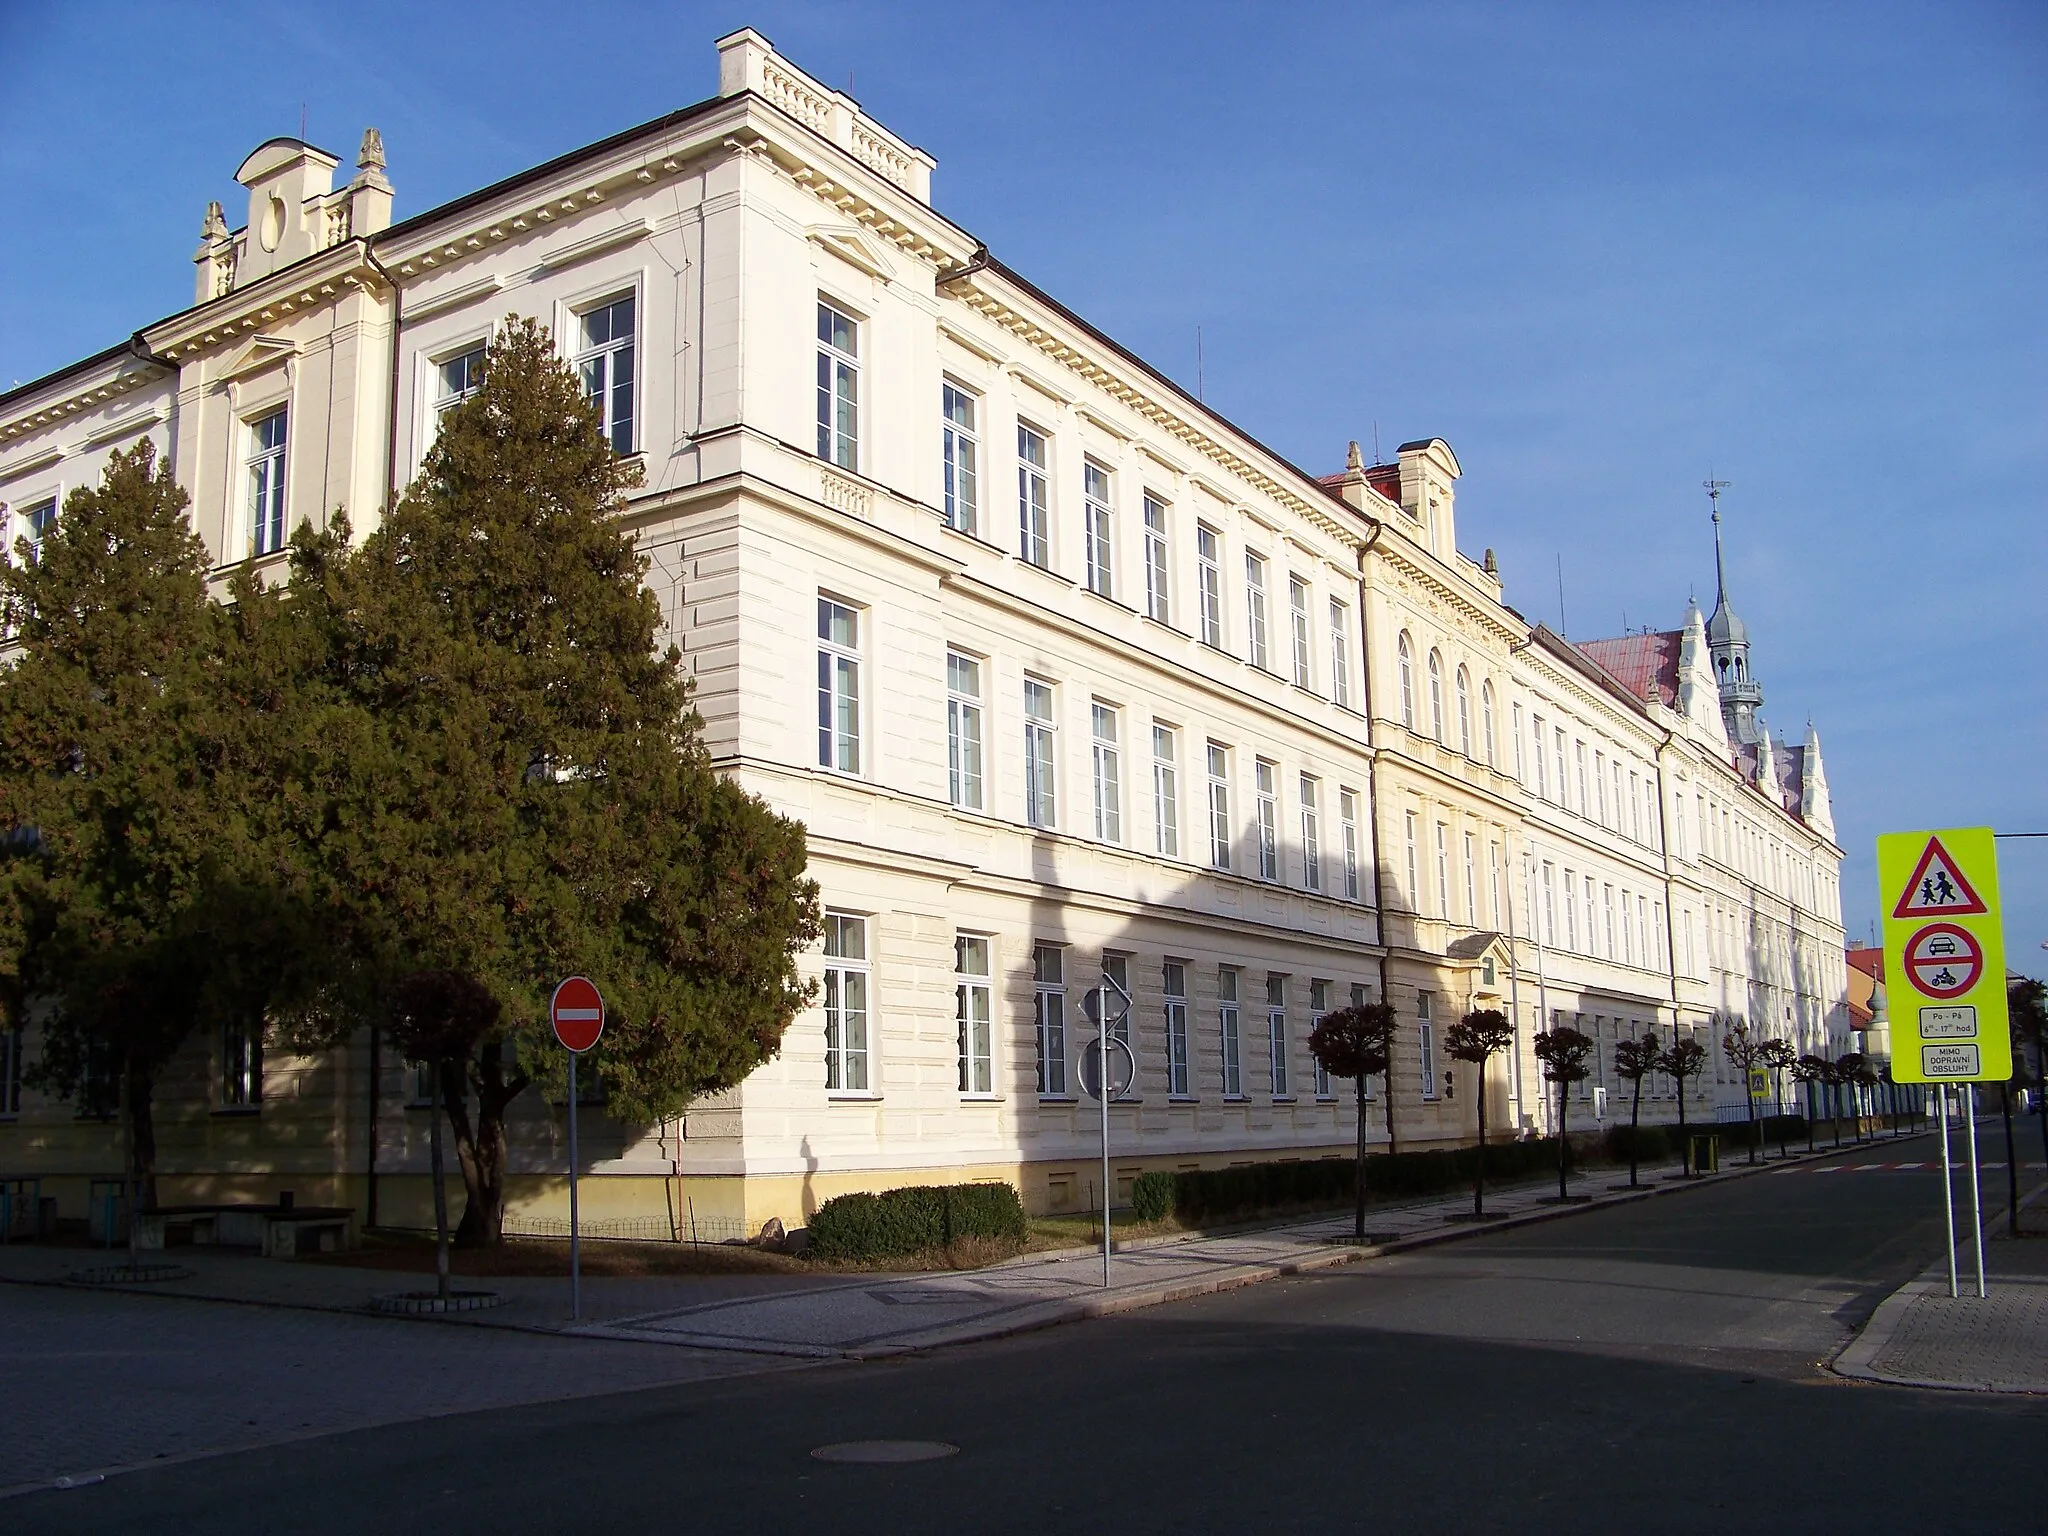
[357,127,386,172]
[1706,477,1732,610]
[201,199,227,241]
[1346,439,1364,473]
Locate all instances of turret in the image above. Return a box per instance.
[1801,721,1835,840]
[1704,484,1764,745]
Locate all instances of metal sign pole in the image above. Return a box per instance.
[1938,1084,1957,1299]
[1964,1082,1985,1298]
[1099,988,1111,1291]
[569,1050,582,1321]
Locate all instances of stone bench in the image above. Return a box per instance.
[136,1203,358,1259]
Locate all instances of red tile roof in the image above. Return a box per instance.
[1575,632,1682,708]
[1846,945,1885,981]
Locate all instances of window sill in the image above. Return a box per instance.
[1038,1095,1078,1105]
[1139,613,1184,639]
[1082,587,1135,614]
[1271,1096,1297,1105]
[959,1093,1002,1104]
[212,1106,262,1118]
[1196,638,1236,663]
[1018,560,1074,586]
[1167,1095,1199,1104]
[828,1093,882,1103]
[1314,1096,1339,1104]
[939,521,1005,555]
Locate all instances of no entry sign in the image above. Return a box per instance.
[550,976,605,1053]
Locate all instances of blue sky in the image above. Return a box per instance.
[3,0,2043,970]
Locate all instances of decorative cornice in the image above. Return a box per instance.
[1374,540,1524,647]
[0,366,163,450]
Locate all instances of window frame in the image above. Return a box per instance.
[1034,943,1069,1098]
[1299,773,1321,891]
[1195,524,1224,648]
[815,298,859,471]
[1163,960,1191,1099]
[1143,493,1171,624]
[1024,677,1058,829]
[823,912,873,1096]
[1288,574,1313,690]
[1091,701,1123,843]
[576,290,639,457]
[1206,742,1233,871]
[219,1016,263,1112]
[816,596,863,776]
[1266,973,1291,1099]
[1082,460,1114,599]
[245,407,289,558]
[1418,991,1439,1100]
[1219,967,1244,1099]
[1398,633,1416,730]
[1340,788,1361,901]
[1017,421,1051,568]
[1455,666,1472,756]
[1328,597,1352,708]
[1254,758,1279,881]
[946,649,984,810]
[956,933,994,1096]
[1244,551,1271,670]
[941,380,980,535]
[1152,723,1180,858]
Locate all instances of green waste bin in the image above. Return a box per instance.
[1689,1134,1719,1175]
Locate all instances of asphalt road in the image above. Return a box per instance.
[14,1133,2040,1535]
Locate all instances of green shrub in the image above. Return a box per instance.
[1605,1124,1669,1163]
[1131,1171,1175,1223]
[806,1180,1028,1262]
[1159,1141,1563,1226]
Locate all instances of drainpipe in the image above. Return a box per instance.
[934,241,993,288]
[1651,725,1687,1112]
[1353,523,1393,1012]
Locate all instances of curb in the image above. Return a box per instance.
[1830,1178,2048,1395]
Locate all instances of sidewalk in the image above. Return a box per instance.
[0,1132,1912,1360]
[1833,1178,2048,1394]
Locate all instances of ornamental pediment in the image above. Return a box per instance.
[216,334,298,384]
[807,223,897,282]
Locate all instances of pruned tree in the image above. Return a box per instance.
[2011,978,2048,1174]
[1834,1052,1868,1145]
[386,970,501,1298]
[1610,1032,1662,1188]
[1758,1037,1795,1154]
[1660,1034,1709,1172]
[1309,1000,1397,1240]
[1444,1008,1514,1217]
[1719,1015,1770,1165]
[282,320,820,1245]
[1791,1053,1833,1152]
[1533,1025,1593,1200]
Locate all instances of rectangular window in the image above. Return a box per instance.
[1340,789,1361,900]
[1532,715,1548,800]
[1017,423,1050,567]
[1101,954,1132,1048]
[580,293,637,456]
[1584,874,1597,956]
[1289,576,1313,689]
[1435,824,1451,921]
[1512,703,1526,784]
[220,1018,262,1109]
[1143,494,1170,623]
[1563,868,1578,951]
[1541,862,1556,947]
[1267,974,1290,1098]
[1083,461,1114,599]
[1489,841,1502,928]
[18,498,57,564]
[1300,775,1321,890]
[1621,889,1635,966]
[1219,968,1243,1098]
[814,300,857,469]
[434,345,485,424]
[1024,679,1057,829]
[1329,598,1352,708]
[816,598,861,774]
[1639,895,1652,967]
[1629,771,1643,842]
[1091,703,1122,843]
[1244,553,1270,669]
[1463,833,1478,925]
[1152,725,1179,858]
[1310,979,1333,1098]
[1163,961,1190,1098]
[1034,944,1067,1097]
[1555,731,1568,811]
[1575,742,1589,817]
[1418,991,1438,1099]
[941,383,979,534]
[823,914,870,1093]
[1404,811,1420,911]
[1254,759,1279,881]
[0,1023,21,1115]
[946,651,983,810]
[956,934,993,1095]
[247,408,288,557]
[1206,743,1232,870]
[1604,884,1616,959]
[1196,525,1224,648]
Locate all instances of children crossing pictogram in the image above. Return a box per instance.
[1890,836,1988,918]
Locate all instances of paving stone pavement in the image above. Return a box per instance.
[1834,1180,2048,1393]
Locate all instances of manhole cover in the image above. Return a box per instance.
[811,1441,959,1465]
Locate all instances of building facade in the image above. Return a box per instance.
[0,31,1847,1235]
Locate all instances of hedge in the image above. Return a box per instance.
[1604,1124,1670,1162]
[1150,1141,1564,1227]
[806,1181,1029,1262]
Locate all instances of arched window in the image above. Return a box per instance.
[1397,633,1415,730]
[1481,680,1497,768]
[1427,650,1445,742]
[1455,666,1472,756]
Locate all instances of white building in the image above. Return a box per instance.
[0,31,1847,1234]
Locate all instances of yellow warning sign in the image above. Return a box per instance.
[1747,1068,1771,1101]
[1878,827,2009,1084]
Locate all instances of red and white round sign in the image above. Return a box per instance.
[550,976,605,1053]
[1902,923,1982,1000]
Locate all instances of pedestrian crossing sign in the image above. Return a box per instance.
[1878,827,2009,1084]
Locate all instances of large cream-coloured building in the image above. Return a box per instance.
[0,32,1847,1237]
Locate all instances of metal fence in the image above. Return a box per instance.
[501,1212,753,1245]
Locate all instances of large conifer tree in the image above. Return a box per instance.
[296,318,817,1244]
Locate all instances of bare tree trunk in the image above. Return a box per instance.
[1473,1061,1488,1218]
[1556,1080,1570,1200]
[446,1045,527,1248]
[1353,1073,1368,1241]
[1628,1081,1643,1188]
[1675,1075,1691,1174]
[121,1050,138,1271]
[429,1056,450,1301]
